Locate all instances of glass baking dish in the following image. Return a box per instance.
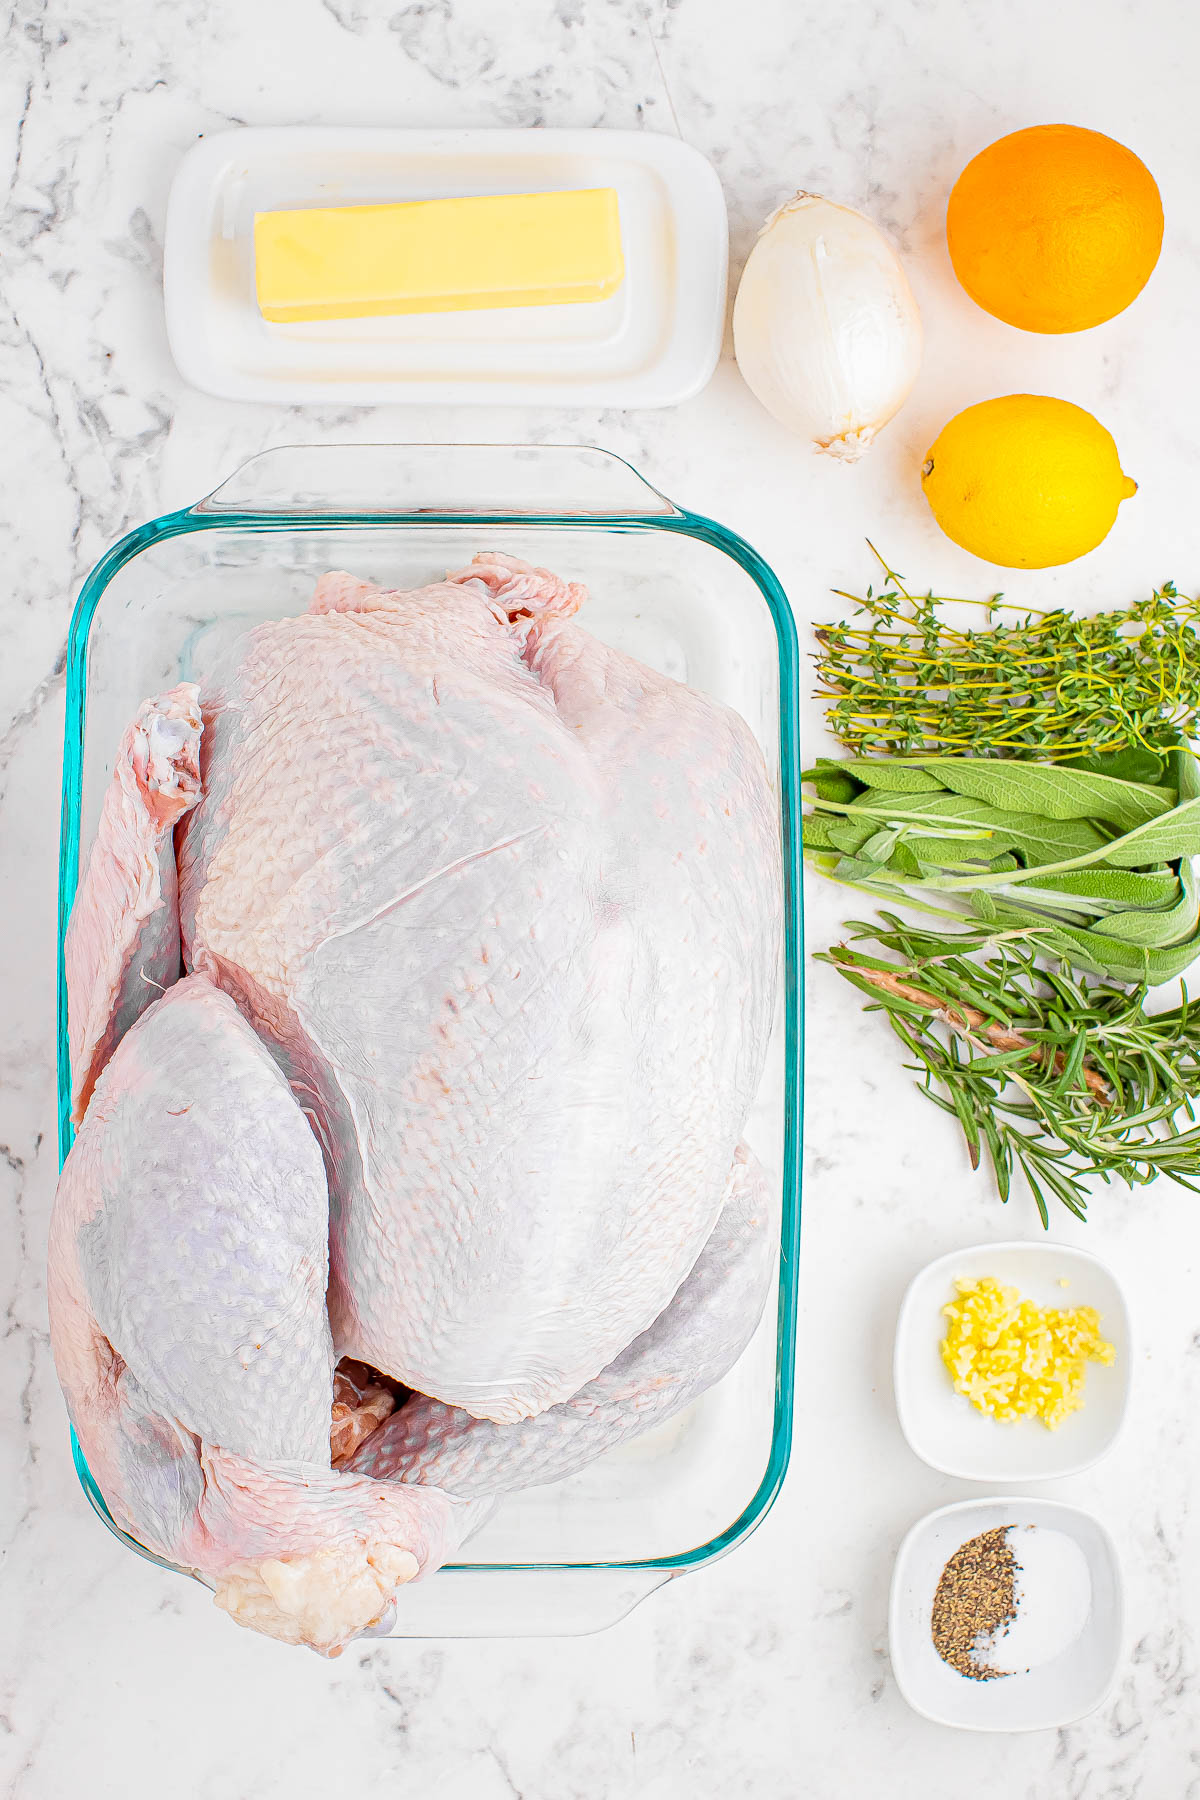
[57,444,803,1637]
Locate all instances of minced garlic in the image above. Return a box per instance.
[941,1276,1115,1431]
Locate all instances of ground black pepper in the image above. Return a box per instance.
[930,1525,1018,1680]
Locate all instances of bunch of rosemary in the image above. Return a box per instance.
[815,552,1200,764]
[820,914,1200,1224]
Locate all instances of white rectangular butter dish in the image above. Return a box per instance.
[163,126,728,407]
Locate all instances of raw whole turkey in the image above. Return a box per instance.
[50,554,782,1654]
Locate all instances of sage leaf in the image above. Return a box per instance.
[987,816,1110,868]
[890,842,923,876]
[1168,746,1200,804]
[844,790,1109,865]
[925,797,1200,889]
[905,834,1008,866]
[833,854,894,884]
[915,806,1107,868]
[860,827,905,863]
[801,813,840,849]
[841,760,944,793]
[1068,748,1168,785]
[1061,746,1172,787]
[921,757,1174,831]
[1057,928,1200,986]
[1093,797,1200,869]
[1029,868,1182,906]
[828,819,876,854]
[1093,862,1200,947]
[802,764,863,804]
[1023,917,1200,984]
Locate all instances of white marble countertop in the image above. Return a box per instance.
[3,0,1199,1793]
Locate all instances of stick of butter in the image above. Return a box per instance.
[253,188,625,323]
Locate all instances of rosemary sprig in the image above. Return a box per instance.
[815,549,1200,765]
[817,912,1200,1225]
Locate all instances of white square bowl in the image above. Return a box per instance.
[894,1241,1131,1482]
[889,1496,1124,1731]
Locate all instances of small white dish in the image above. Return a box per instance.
[894,1240,1131,1482]
[890,1495,1123,1731]
[163,127,728,407]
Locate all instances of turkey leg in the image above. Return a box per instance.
[65,684,203,1121]
[349,1142,776,1497]
[49,974,476,1655]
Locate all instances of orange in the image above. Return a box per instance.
[947,124,1163,333]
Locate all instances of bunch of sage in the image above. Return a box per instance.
[804,746,1200,984]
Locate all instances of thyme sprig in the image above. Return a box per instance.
[818,913,1200,1225]
[815,549,1200,764]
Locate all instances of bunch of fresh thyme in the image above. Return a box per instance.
[818,912,1200,1224]
[815,551,1200,764]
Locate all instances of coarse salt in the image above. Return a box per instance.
[985,1525,1093,1676]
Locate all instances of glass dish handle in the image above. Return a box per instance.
[193,443,681,520]
[73,1434,677,1639]
[380,1567,676,1639]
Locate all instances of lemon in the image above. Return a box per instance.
[921,395,1137,569]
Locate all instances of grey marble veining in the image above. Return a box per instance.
[4,0,1200,1793]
